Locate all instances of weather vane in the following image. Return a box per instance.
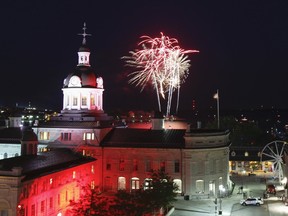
[78,22,91,45]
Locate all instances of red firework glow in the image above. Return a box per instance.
[122,32,199,116]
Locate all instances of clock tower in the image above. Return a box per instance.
[52,23,113,123]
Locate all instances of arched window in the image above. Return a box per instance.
[118,177,126,190]
[173,179,182,193]
[196,180,204,193]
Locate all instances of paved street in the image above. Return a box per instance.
[169,173,288,216]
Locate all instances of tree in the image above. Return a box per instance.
[112,169,179,216]
[69,184,113,216]
[145,169,179,214]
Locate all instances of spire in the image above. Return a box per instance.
[78,22,91,45]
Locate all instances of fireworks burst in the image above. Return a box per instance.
[122,32,199,116]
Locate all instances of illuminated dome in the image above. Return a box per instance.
[63,67,97,88]
[63,23,97,88]
[78,44,90,52]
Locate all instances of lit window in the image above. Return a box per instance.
[72,171,76,179]
[245,151,249,157]
[91,95,95,105]
[40,132,50,140]
[131,177,140,190]
[173,179,182,193]
[118,177,126,190]
[50,178,53,184]
[83,132,95,140]
[91,165,94,174]
[196,180,204,193]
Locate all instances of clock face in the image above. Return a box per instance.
[69,76,81,87]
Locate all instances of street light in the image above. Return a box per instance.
[218,184,225,215]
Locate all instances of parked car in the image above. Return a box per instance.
[240,197,264,206]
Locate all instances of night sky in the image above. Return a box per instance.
[1,1,288,114]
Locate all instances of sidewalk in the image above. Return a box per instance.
[169,175,266,216]
[169,193,242,216]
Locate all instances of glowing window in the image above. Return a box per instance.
[50,178,53,184]
[196,180,204,193]
[39,132,50,140]
[73,171,76,179]
[91,95,95,105]
[173,179,182,193]
[91,165,94,174]
[83,132,95,140]
[118,177,126,190]
[131,177,140,190]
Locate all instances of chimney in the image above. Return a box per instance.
[151,111,164,130]
[21,127,38,156]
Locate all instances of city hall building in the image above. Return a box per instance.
[0,24,231,215]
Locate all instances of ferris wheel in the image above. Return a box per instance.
[260,140,288,182]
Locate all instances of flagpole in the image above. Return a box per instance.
[216,89,220,129]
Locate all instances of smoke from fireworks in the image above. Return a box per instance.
[122,32,199,116]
